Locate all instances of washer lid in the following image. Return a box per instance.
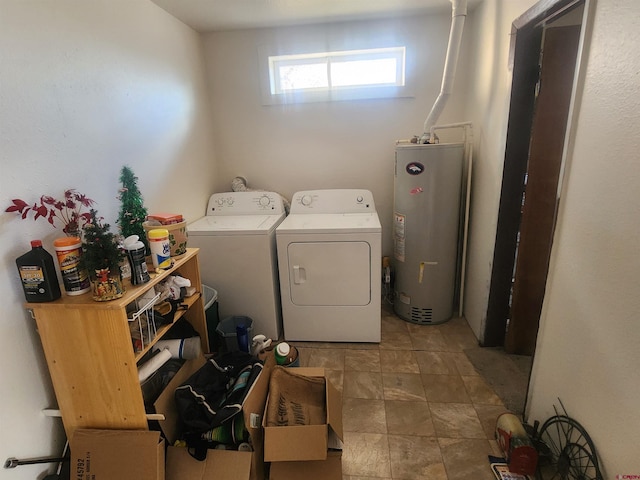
[276,212,381,234]
[188,214,284,235]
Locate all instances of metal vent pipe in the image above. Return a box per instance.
[421,0,468,143]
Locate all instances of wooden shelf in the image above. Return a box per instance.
[28,248,207,439]
[30,248,201,310]
[132,291,201,362]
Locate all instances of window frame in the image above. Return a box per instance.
[269,47,406,95]
[260,44,414,105]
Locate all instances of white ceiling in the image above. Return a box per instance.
[150,0,482,32]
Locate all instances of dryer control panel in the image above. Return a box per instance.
[290,189,377,214]
[206,192,285,215]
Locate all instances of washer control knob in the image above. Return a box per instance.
[301,195,313,206]
[216,198,225,206]
[227,197,234,206]
[357,195,364,203]
[259,195,271,207]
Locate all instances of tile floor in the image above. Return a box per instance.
[290,304,523,480]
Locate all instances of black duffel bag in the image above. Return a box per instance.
[174,351,263,452]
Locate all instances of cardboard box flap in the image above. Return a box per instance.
[287,367,344,444]
[242,353,273,430]
[291,367,325,377]
[326,377,343,446]
[264,424,329,462]
[269,451,342,480]
[263,367,343,462]
[153,355,207,444]
[242,353,274,480]
[166,446,252,480]
[71,429,163,480]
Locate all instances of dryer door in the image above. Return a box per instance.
[287,241,371,306]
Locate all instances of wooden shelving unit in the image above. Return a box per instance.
[28,248,208,439]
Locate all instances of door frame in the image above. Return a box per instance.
[483,0,592,347]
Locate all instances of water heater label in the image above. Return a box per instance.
[406,162,424,175]
[393,213,406,262]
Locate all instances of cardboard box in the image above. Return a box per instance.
[166,446,251,480]
[269,451,343,480]
[156,354,275,480]
[70,429,164,480]
[147,213,184,225]
[263,367,343,462]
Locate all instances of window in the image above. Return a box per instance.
[264,47,408,104]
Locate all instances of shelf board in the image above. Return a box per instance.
[27,248,201,311]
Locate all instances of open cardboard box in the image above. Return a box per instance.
[155,354,274,480]
[70,429,165,480]
[165,446,252,480]
[269,451,343,480]
[263,367,343,463]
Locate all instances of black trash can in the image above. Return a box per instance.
[216,315,254,352]
[203,285,220,353]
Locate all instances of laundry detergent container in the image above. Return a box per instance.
[215,316,253,352]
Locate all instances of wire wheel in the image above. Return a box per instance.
[536,415,602,480]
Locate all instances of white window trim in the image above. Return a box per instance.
[259,44,415,105]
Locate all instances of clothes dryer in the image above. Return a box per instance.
[276,189,381,342]
[188,192,286,340]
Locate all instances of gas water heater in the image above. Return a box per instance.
[393,143,464,324]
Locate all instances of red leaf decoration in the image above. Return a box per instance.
[6,190,96,232]
[76,194,95,208]
[5,199,29,213]
[34,205,48,220]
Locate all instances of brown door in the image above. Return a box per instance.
[505,25,581,354]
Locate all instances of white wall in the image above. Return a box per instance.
[5,0,637,475]
[527,0,640,474]
[202,14,470,255]
[0,1,216,478]
[467,0,640,474]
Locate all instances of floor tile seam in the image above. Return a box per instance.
[384,434,449,480]
[408,347,464,354]
[458,373,505,408]
[437,436,485,480]
[426,401,484,414]
[426,399,492,441]
[469,399,506,408]
[424,398,474,406]
[420,371,469,401]
[385,432,442,441]
[386,432,448,480]
[342,433,393,480]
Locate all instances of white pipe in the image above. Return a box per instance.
[421,0,468,143]
[430,121,473,140]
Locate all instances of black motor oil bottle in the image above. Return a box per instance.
[16,240,62,302]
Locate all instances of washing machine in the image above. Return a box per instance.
[276,189,381,343]
[188,192,286,341]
